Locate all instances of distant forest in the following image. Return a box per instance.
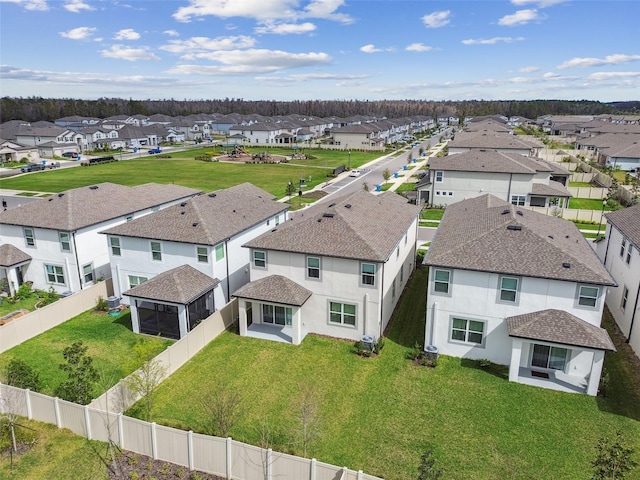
[1,96,639,123]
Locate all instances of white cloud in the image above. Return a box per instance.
[360,44,381,54]
[167,49,331,75]
[160,36,256,55]
[256,72,369,82]
[60,26,96,40]
[588,71,640,81]
[518,66,539,73]
[164,30,180,37]
[422,10,450,28]
[498,9,541,26]
[64,0,93,13]
[255,22,317,35]
[406,43,433,52]
[511,0,568,7]
[173,0,352,24]
[542,71,560,79]
[462,37,524,45]
[0,0,48,11]
[114,29,141,41]
[557,54,640,69]
[101,45,160,61]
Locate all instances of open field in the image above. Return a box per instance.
[128,268,640,480]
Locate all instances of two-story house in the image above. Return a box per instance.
[0,183,201,295]
[420,150,571,208]
[596,203,640,358]
[234,190,421,345]
[101,183,289,340]
[424,194,615,395]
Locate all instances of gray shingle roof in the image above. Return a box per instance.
[449,132,537,150]
[604,204,640,246]
[0,183,201,231]
[243,190,421,262]
[426,194,615,285]
[0,244,31,267]
[529,180,572,197]
[102,183,288,245]
[429,150,549,174]
[123,265,219,304]
[507,309,615,351]
[233,275,312,306]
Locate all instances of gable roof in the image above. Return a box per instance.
[449,131,538,151]
[507,309,615,351]
[0,244,31,267]
[426,194,614,285]
[529,180,572,197]
[233,275,312,306]
[102,183,288,245]
[429,150,551,175]
[0,183,201,231]
[244,190,421,262]
[604,204,640,246]
[123,265,219,304]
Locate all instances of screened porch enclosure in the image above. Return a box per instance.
[137,301,180,339]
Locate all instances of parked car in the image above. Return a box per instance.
[20,163,46,173]
[62,152,78,158]
[148,147,162,154]
[349,169,361,177]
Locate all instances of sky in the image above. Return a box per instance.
[0,0,639,103]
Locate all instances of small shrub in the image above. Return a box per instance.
[4,358,41,391]
[37,287,60,307]
[130,472,139,480]
[95,295,109,312]
[14,283,33,301]
[375,336,386,353]
[478,358,491,368]
[598,367,610,397]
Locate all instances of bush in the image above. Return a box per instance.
[13,283,33,301]
[598,367,610,397]
[37,287,59,307]
[95,295,109,312]
[4,359,41,391]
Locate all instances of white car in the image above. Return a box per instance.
[349,169,361,177]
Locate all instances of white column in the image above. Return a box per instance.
[292,308,302,345]
[508,339,523,383]
[587,350,605,396]
[130,301,140,334]
[238,299,247,337]
[178,305,188,338]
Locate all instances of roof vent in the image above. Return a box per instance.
[180,202,187,207]
[181,211,185,215]
[328,203,336,208]
[507,225,522,231]
[317,218,322,222]
[501,209,510,215]
[271,228,277,232]
[516,210,523,216]
[89,185,99,190]
[192,222,198,227]
[345,204,352,209]
[208,193,217,198]
[48,198,53,201]
[323,213,334,218]
[548,235,554,239]
[58,193,64,198]
[562,262,571,268]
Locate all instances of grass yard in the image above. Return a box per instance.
[0,310,172,397]
[569,181,593,187]
[568,197,615,210]
[130,268,640,480]
[0,148,383,198]
[394,182,416,193]
[420,208,445,220]
[419,220,440,228]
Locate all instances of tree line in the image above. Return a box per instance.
[1,96,638,124]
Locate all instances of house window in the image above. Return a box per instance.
[262,304,292,326]
[128,275,148,289]
[307,256,321,279]
[59,232,71,252]
[361,263,376,286]
[400,264,404,283]
[151,241,162,261]
[511,195,526,206]
[329,302,356,327]
[392,278,396,300]
[82,263,94,284]
[621,286,629,311]
[24,228,35,247]
[499,276,519,303]
[45,264,65,285]
[215,244,225,262]
[275,215,280,226]
[197,246,208,263]
[404,232,408,245]
[110,237,121,256]
[435,171,444,183]
[620,239,627,258]
[577,285,600,308]
[451,318,485,345]
[531,344,568,371]
[126,215,133,222]
[433,269,451,295]
[253,250,267,268]
[626,245,632,265]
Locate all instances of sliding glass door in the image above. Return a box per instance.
[531,344,568,371]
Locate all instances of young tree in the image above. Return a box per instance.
[591,431,637,480]
[124,341,167,422]
[292,384,322,458]
[285,180,296,200]
[407,153,413,165]
[362,181,370,192]
[417,449,443,480]
[54,341,98,405]
[383,168,391,184]
[200,383,242,438]
[3,359,40,391]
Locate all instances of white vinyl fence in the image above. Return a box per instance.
[0,383,382,480]
[0,280,113,354]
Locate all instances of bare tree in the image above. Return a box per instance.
[292,384,322,458]
[0,384,37,471]
[200,383,242,438]
[124,342,167,422]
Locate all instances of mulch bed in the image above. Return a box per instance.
[109,452,225,480]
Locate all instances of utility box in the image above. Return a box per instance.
[361,335,374,351]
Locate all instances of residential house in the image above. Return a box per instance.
[234,190,421,345]
[14,122,84,157]
[448,131,540,156]
[101,183,289,339]
[0,183,200,295]
[596,204,640,358]
[330,124,385,151]
[419,150,571,208]
[424,194,616,395]
[0,139,40,164]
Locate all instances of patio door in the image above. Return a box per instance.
[531,344,568,371]
[262,304,292,326]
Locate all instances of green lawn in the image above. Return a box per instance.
[419,221,440,228]
[0,309,172,396]
[420,208,445,220]
[394,182,416,193]
[0,294,40,318]
[130,268,640,480]
[0,148,382,198]
[569,181,593,187]
[568,197,614,210]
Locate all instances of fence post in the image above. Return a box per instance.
[151,422,158,459]
[310,458,316,480]
[188,430,194,471]
[357,470,363,480]
[226,437,232,480]
[25,388,32,419]
[267,448,273,480]
[118,413,124,448]
[84,405,92,440]
[54,397,62,427]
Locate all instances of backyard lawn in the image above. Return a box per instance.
[420,208,445,220]
[0,309,172,396]
[130,268,640,480]
[0,148,382,198]
[569,197,615,210]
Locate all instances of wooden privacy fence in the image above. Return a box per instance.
[0,280,113,354]
[0,384,382,480]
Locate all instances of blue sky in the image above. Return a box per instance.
[1,0,638,102]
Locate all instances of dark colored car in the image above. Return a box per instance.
[20,163,46,173]
[62,152,78,158]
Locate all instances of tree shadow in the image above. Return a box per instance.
[460,358,509,381]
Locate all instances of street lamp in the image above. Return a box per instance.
[596,199,607,239]
[348,151,351,170]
